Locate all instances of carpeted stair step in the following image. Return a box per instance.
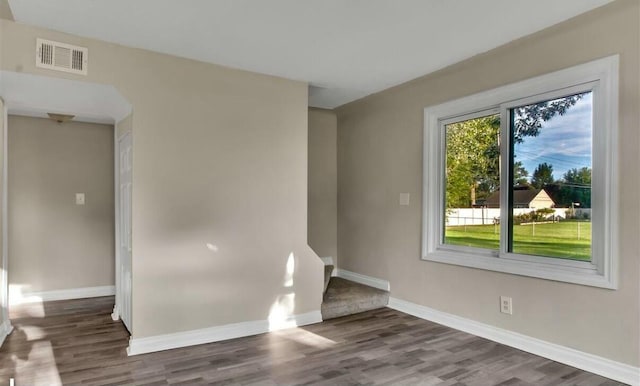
[324,264,334,293]
[321,277,389,320]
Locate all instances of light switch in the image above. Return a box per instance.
[75,193,85,205]
[399,193,410,206]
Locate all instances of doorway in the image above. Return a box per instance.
[6,115,116,305]
[0,71,133,340]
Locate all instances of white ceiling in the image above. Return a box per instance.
[8,0,612,109]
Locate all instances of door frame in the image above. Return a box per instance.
[112,129,132,331]
[111,129,122,321]
[0,103,12,338]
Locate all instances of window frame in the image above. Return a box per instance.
[422,55,619,289]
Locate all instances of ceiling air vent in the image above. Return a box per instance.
[36,38,88,75]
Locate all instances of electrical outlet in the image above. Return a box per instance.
[500,296,513,315]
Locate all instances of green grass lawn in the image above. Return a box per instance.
[445,220,591,261]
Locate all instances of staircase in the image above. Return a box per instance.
[321,264,389,320]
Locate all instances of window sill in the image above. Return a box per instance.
[423,249,616,289]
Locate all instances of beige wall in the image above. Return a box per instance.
[308,108,337,262]
[8,116,114,293]
[0,17,322,338]
[0,0,12,21]
[336,0,639,366]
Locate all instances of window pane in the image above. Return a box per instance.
[509,92,592,261]
[444,114,500,250]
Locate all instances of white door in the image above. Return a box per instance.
[118,132,133,331]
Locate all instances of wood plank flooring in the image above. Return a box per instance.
[0,296,626,385]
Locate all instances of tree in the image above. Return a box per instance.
[513,161,529,187]
[512,94,584,143]
[445,115,500,208]
[562,167,591,208]
[531,163,554,188]
[563,167,591,185]
[544,167,591,208]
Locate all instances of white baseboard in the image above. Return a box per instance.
[127,310,322,356]
[336,269,390,291]
[10,285,115,305]
[111,305,120,321]
[0,319,13,348]
[388,297,640,386]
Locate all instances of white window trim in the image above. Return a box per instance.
[422,55,619,289]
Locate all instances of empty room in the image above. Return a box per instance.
[0,0,638,385]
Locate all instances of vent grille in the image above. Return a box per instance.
[40,41,54,65]
[36,38,88,75]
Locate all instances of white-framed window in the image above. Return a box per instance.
[423,55,619,289]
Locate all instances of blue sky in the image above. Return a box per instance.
[513,92,592,181]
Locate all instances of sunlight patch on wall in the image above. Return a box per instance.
[268,293,296,331]
[284,252,295,287]
[8,285,44,316]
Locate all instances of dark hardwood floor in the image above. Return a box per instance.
[0,296,626,385]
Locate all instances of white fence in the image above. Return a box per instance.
[446,208,591,226]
